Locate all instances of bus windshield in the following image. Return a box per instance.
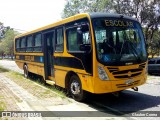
[93,18,147,66]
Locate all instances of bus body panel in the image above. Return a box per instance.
[14,13,147,99]
[15,61,24,70]
[54,65,94,92]
[54,68,66,88]
[15,60,45,77]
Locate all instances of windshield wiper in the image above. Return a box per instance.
[117,40,141,62]
[117,40,125,61]
[128,41,141,62]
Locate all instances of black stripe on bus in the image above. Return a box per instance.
[54,57,84,70]
[16,55,84,70]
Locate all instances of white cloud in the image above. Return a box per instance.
[0,0,66,32]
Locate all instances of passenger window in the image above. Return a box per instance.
[35,34,42,46]
[55,28,63,52]
[27,36,32,47]
[34,33,42,52]
[16,39,20,48]
[67,27,79,51]
[21,37,26,52]
[66,26,91,51]
[21,38,26,48]
[26,36,33,52]
[16,39,21,52]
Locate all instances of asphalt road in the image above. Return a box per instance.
[0,59,160,120]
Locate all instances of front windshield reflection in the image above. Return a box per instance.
[93,18,147,65]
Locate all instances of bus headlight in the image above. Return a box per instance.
[98,65,109,80]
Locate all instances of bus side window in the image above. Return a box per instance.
[55,28,64,52]
[16,39,21,52]
[66,27,79,51]
[33,33,42,52]
[21,37,26,52]
[26,36,33,52]
[66,25,91,52]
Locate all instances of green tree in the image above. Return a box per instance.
[0,21,5,58]
[0,42,5,58]
[87,0,112,12]
[1,29,18,59]
[0,22,5,40]
[62,0,83,18]
[148,30,160,58]
[62,0,111,18]
[0,22,11,41]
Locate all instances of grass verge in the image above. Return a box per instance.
[0,65,67,100]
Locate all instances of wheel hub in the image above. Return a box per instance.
[70,81,80,95]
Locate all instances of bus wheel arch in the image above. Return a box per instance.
[65,71,86,102]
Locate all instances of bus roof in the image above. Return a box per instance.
[89,12,137,21]
[15,12,138,38]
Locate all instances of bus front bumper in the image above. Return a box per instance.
[94,75,147,94]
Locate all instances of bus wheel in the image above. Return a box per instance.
[69,75,86,102]
[24,65,29,78]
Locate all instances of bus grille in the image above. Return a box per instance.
[116,80,140,88]
[107,63,145,79]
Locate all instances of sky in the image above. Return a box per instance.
[0,0,67,32]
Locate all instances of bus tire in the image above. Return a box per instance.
[24,65,29,78]
[69,75,86,102]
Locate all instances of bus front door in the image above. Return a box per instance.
[44,31,55,80]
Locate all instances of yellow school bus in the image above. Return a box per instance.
[14,13,148,101]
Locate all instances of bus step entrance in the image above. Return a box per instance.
[46,80,55,85]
